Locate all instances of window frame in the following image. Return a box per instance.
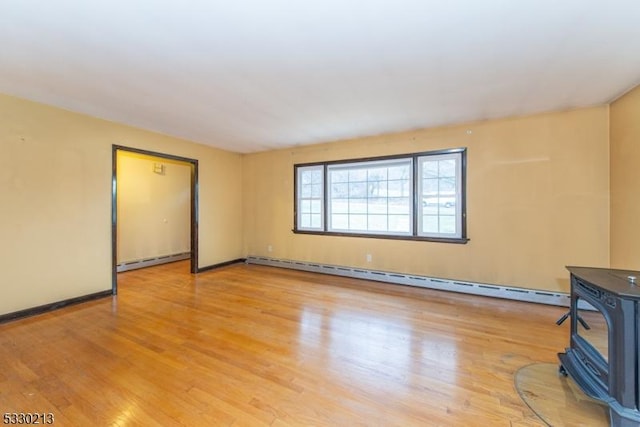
[327,157,414,237]
[295,164,325,231]
[293,148,468,244]
[416,152,464,240]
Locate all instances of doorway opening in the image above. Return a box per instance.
[112,145,198,294]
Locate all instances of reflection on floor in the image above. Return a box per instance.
[0,261,577,425]
[515,363,609,426]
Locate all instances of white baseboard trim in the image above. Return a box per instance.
[246,256,589,309]
[117,252,191,273]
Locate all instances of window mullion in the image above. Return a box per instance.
[323,164,328,232]
[412,156,418,236]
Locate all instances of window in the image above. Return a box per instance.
[294,148,467,243]
[417,152,463,239]
[328,158,412,235]
[296,165,324,231]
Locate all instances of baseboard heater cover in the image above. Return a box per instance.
[245,256,590,309]
[117,252,191,273]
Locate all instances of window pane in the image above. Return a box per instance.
[369,198,387,214]
[440,215,456,234]
[389,165,410,180]
[332,183,349,198]
[423,204,438,214]
[368,180,386,197]
[422,215,438,233]
[331,170,349,183]
[368,215,387,231]
[389,197,410,214]
[368,168,387,181]
[349,198,367,214]
[332,200,348,214]
[440,200,456,211]
[349,182,367,197]
[376,181,389,197]
[311,183,323,198]
[389,215,410,233]
[418,152,462,238]
[422,162,438,178]
[349,214,367,230]
[331,214,349,229]
[439,159,456,177]
[311,170,323,184]
[388,180,407,196]
[348,169,367,181]
[423,178,438,194]
[439,177,456,193]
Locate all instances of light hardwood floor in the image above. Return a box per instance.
[0,261,572,426]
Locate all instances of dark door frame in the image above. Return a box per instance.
[111,145,199,294]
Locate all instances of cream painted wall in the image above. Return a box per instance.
[610,85,640,270]
[117,151,191,264]
[243,107,610,293]
[0,90,614,315]
[0,93,243,316]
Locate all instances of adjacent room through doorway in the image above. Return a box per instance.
[112,145,199,293]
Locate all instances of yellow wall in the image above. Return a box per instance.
[0,93,243,316]
[243,107,610,292]
[610,85,640,270]
[117,151,191,264]
[0,89,617,316]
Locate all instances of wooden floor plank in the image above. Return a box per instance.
[0,261,575,426]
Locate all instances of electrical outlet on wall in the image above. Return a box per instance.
[268,245,273,252]
[366,253,372,263]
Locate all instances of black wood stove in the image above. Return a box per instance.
[558,266,640,426]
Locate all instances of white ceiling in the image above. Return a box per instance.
[1,1,639,153]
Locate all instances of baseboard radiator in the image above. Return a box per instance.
[246,256,592,309]
[117,252,191,273]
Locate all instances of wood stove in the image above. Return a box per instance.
[558,266,640,426]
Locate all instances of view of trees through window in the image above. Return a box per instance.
[295,149,466,242]
[328,159,412,234]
